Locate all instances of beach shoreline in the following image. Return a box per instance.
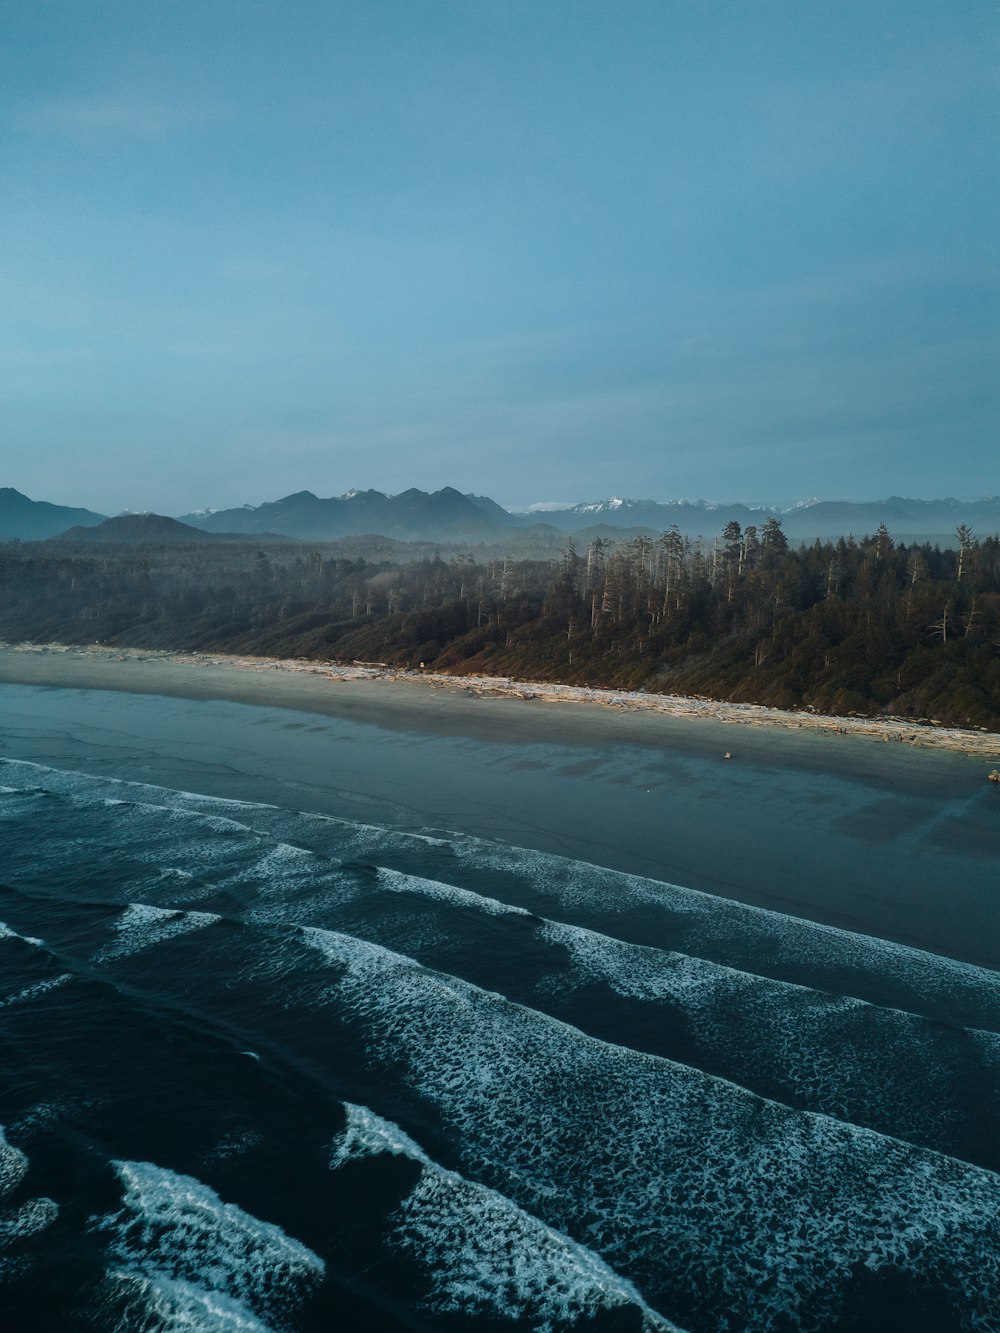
[2,639,998,759]
[2,638,998,969]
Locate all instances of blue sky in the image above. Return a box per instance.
[3,0,997,514]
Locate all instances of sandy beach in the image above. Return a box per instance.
[1,640,998,760]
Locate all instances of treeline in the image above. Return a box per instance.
[1,522,999,728]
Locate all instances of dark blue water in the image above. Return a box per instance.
[1,753,1000,1333]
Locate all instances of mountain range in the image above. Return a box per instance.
[2,485,998,546]
[530,495,1000,542]
[180,487,508,542]
[177,488,1000,545]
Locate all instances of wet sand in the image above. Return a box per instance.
[2,641,998,761]
[1,641,998,970]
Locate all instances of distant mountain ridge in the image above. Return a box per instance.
[2,484,998,545]
[56,514,214,544]
[180,488,1000,544]
[780,498,1000,541]
[0,487,106,540]
[523,495,1000,540]
[0,491,296,543]
[178,486,514,541]
[53,514,293,545]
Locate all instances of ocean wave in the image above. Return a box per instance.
[326,863,1000,1169]
[375,867,534,919]
[4,757,1000,1330]
[200,857,1000,1173]
[95,904,220,963]
[4,758,1000,1170]
[530,916,1000,1169]
[0,919,43,947]
[443,834,1000,1030]
[303,926,1000,1333]
[0,1196,59,1247]
[0,771,361,915]
[10,757,994,1032]
[0,1128,28,1198]
[0,973,72,1010]
[92,1161,324,1332]
[99,1271,276,1333]
[0,1128,59,1273]
[331,1102,681,1332]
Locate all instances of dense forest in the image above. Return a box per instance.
[2,520,999,729]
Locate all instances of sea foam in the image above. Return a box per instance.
[0,1127,58,1274]
[93,1160,324,1330]
[0,974,72,1010]
[95,903,220,962]
[331,1103,681,1332]
[304,926,1000,1333]
[439,830,1000,1030]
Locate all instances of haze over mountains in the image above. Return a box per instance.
[0,487,107,541]
[2,484,999,547]
[55,514,292,545]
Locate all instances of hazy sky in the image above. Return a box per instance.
[3,0,997,514]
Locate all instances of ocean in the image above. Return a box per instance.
[0,680,998,1332]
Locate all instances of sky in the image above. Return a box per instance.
[2,0,998,515]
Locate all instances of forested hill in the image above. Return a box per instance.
[1,521,998,730]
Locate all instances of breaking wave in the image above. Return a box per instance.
[0,756,998,1332]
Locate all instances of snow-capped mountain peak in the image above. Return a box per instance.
[572,497,640,514]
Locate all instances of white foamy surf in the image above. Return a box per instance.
[0,1127,58,1278]
[304,926,1000,1333]
[0,973,72,1010]
[3,755,1000,1331]
[93,1161,324,1332]
[95,903,220,962]
[331,1103,681,1332]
